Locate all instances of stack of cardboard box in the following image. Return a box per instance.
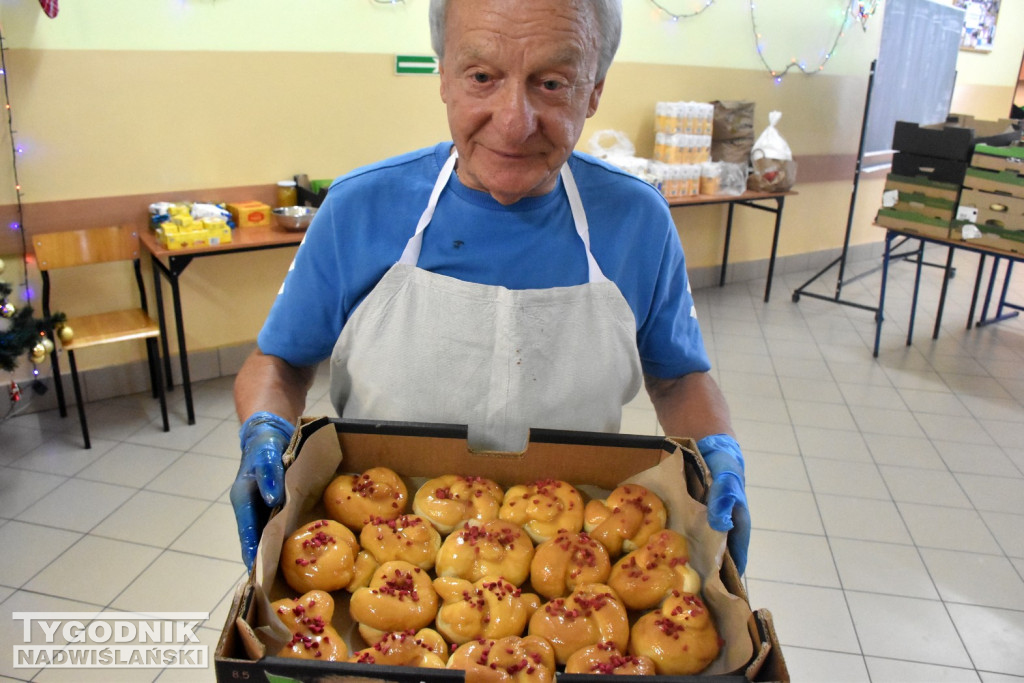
[958,143,1024,254]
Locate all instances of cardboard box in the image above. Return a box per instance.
[892,120,974,161]
[971,144,1024,175]
[215,418,788,682]
[959,188,1024,232]
[875,208,954,240]
[963,168,1024,200]
[156,219,233,250]
[884,174,960,203]
[227,201,272,228]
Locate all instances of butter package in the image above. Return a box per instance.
[227,201,272,228]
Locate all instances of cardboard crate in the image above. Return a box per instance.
[884,174,960,203]
[892,120,975,161]
[227,201,272,228]
[964,168,1024,200]
[875,208,953,240]
[959,188,1024,232]
[891,152,968,185]
[890,191,956,222]
[215,417,788,682]
[971,145,1024,175]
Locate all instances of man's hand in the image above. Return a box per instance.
[230,412,295,570]
[696,433,750,576]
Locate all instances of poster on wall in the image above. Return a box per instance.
[954,0,999,52]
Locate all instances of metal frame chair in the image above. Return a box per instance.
[33,225,169,448]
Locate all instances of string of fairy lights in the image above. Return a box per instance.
[649,0,880,82]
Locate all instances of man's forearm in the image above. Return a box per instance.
[644,371,734,441]
[234,348,318,424]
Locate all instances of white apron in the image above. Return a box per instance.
[329,152,643,451]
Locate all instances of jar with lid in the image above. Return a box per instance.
[276,180,298,207]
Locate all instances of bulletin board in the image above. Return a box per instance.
[862,0,965,156]
[954,0,1000,52]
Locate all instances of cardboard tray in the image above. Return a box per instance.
[215,417,789,682]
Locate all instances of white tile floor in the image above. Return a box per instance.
[1,244,1023,682]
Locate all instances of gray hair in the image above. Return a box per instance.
[428,0,622,82]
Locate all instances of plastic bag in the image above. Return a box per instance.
[747,111,797,192]
[587,129,636,160]
[711,101,755,164]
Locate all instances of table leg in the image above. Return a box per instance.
[168,273,196,425]
[873,231,894,357]
[932,247,955,340]
[764,198,783,303]
[967,254,986,330]
[979,256,1001,326]
[906,239,925,347]
[150,255,174,390]
[720,202,736,288]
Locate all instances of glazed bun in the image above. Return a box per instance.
[435,519,535,587]
[629,591,721,675]
[360,513,442,571]
[583,484,667,556]
[270,590,347,661]
[564,641,657,676]
[529,530,611,600]
[447,635,557,683]
[527,583,629,665]
[323,467,408,530]
[349,560,439,645]
[347,628,448,668]
[413,475,504,534]
[434,575,541,645]
[279,519,363,594]
[498,479,584,544]
[608,529,701,611]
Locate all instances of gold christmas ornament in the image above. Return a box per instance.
[30,343,47,364]
[41,337,55,354]
[0,301,15,318]
[58,324,74,343]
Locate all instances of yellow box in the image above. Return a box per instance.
[156,218,233,250]
[227,201,272,228]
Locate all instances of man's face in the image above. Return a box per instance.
[438,0,605,206]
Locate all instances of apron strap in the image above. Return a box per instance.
[398,151,458,266]
[560,163,609,284]
[399,149,609,284]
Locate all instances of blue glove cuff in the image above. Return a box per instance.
[239,411,295,452]
[696,433,745,482]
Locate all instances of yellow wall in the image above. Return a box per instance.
[0,0,1021,379]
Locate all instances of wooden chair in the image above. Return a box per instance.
[33,225,169,448]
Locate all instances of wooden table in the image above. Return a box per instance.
[873,225,1023,357]
[667,190,797,302]
[140,226,304,424]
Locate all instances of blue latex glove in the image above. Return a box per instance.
[230,412,295,570]
[696,433,750,576]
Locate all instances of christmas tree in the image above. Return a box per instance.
[0,263,60,373]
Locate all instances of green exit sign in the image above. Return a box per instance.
[395,55,439,75]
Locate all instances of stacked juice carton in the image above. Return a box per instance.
[650,101,718,199]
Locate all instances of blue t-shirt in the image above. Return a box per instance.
[258,143,710,379]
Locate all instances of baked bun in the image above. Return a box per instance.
[629,591,721,675]
[498,479,584,544]
[529,530,611,600]
[360,513,442,571]
[435,519,534,586]
[583,484,667,556]
[447,635,556,682]
[608,529,701,611]
[270,590,347,661]
[527,583,629,665]
[349,560,439,645]
[348,628,448,668]
[564,641,657,676]
[434,576,541,645]
[323,467,408,530]
[413,475,504,534]
[280,519,363,593]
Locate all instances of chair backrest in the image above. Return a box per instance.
[33,225,140,271]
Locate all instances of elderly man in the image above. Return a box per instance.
[231,0,749,576]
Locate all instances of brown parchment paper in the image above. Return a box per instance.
[245,421,754,675]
